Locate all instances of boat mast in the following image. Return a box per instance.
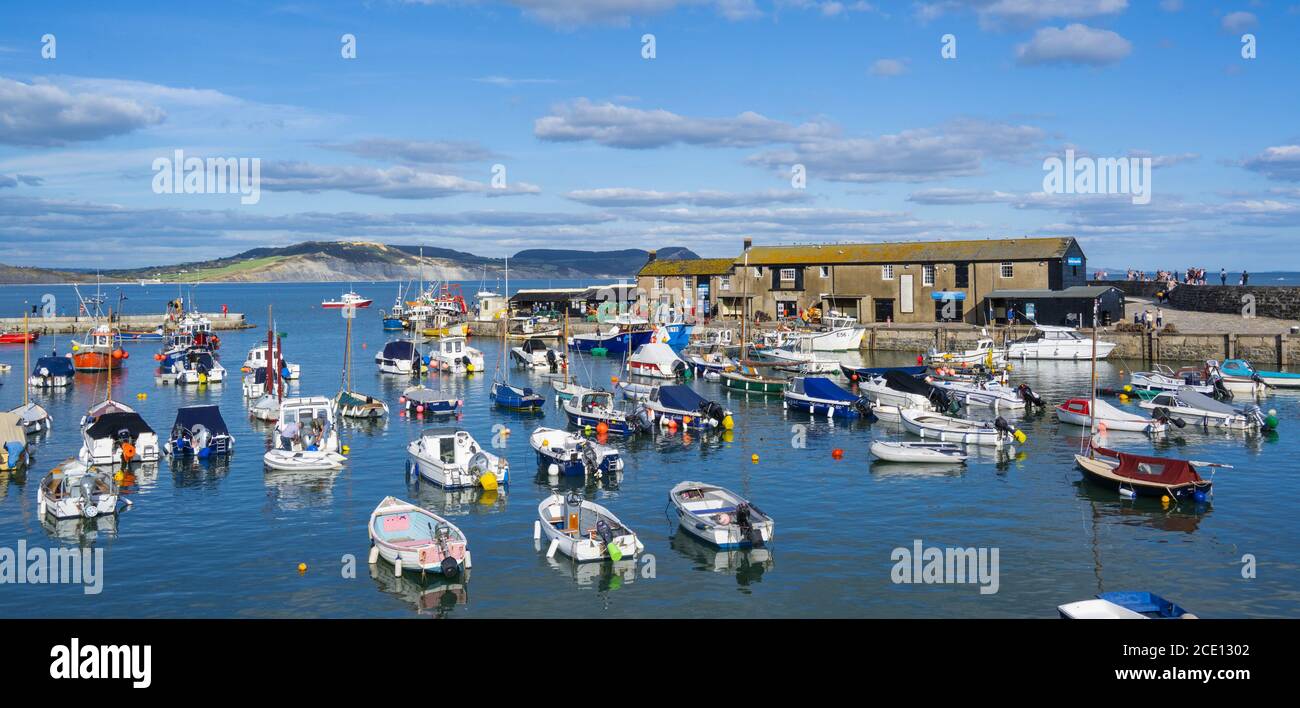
[22,311,30,407]
[1088,297,1098,441]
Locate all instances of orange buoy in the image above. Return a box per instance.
[596,421,609,435]
[832,448,844,460]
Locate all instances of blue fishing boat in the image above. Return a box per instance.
[569,315,656,355]
[563,389,654,435]
[1059,591,1196,619]
[529,427,624,478]
[658,322,693,350]
[783,376,872,418]
[164,405,234,458]
[491,380,544,411]
[1221,358,1300,389]
[840,364,927,381]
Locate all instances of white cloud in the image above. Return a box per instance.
[401,1,759,27]
[472,76,560,87]
[565,187,812,207]
[1221,11,1258,33]
[869,58,909,77]
[1242,145,1300,182]
[1016,24,1132,66]
[0,76,165,147]
[916,0,1127,29]
[320,138,498,165]
[260,162,540,199]
[534,98,836,149]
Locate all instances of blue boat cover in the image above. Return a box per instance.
[799,377,857,402]
[656,384,707,411]
[382,340,419,362]
[32,356,74,377]
[172,405,230,436]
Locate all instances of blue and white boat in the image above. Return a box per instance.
[1058,591,1197,619]
[164,404,234,458]
[29,355,74,388]
[1221,358,1300,389]
[658,322,693,350]
[399,386,461,416]
[568,314,656,354]
[783,376,872,418]
[840,364,927,381]
[644,384,733,430]
[375,339,422,375]
[563,389,654,435]
[490,380,544,411]
[670,481,773,549]
[529,426,624,478]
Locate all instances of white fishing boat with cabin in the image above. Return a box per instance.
[406,429,509,489]
[38,459,129,520]
[1007,324,1116,360]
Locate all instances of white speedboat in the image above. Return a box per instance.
[406,429,508,489]
[751,337,840,374]
[535,492,644,563]
[1056,397,1169,435]
[1007,324,1116,360]
[510,338,564,370]
[870,440,968,464]
[368,496,470,578]
[931,378,1043,411]
[165,348,225,385]
[428,336,485,374]
[626,342,686,379]
[374,339,423,375]
[926,338,1007,366]
[78,399,160,465]
[669,481,773,548]
[899,409,1025,448]
[857,370,955,412]
[1129,362,1225,398]
[38,459,129,520]
[1139,389,1276,431]
[264,397,346,470]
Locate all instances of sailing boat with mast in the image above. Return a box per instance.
[249,308,286,421]
[1072,298,1223,500]
[78,333,159,465]
[721,250,788,394]
[549,309,591,401]
[490,256,544,412]
[10,311,52,434]
[335,305,389,419]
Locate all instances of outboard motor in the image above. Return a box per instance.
[580,442,601,477]
[1017,383,1044,408]
[595,519,614,546]
[440,556,460,578]
[628,407,654,434]
[928,389,956,414]
[698,401,726,427]
[852,395,873,417]
[1212,377,1233,401]
[735,503,764,548]
[1151,406,1186,429]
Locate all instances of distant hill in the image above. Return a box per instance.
[1,241,701,284]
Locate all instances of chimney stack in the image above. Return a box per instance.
[647,250,657,262]
[743,238,753,251]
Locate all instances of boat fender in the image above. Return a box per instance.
[368,545,379,564]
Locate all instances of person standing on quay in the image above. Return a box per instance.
[1221,268,1227,285]
[1156,308,1164,329]
[1242,270,1250,286]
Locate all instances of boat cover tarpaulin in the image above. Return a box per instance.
[798,377,857,402]
[172,405,230,436]
[884,370,937,397]
[32,356,74,377]
[85,411,155,439]
[656,384,707,411]
[521,339,549,353]
[1174,389,1240,415]
[381,340,419,362]
[1096,447,1202,485]
[404,388,444,404]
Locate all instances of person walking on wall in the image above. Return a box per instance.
[1156,308,1164,329]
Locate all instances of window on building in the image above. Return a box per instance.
[719,276,731,291]
[780,268,796,282]
[819,266,830,278]
[882,264,894,280]
[752,267,762,279]
[654,277,666,289]
[1000,262,1014,279]
[922,264,935,286]
[954,262,969,288]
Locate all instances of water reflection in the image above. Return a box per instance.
[408,481,507,517]
[368,561,468,617]
[669,532,774,587]
[264,467,342,510]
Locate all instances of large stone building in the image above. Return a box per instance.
[637,236,1088,324]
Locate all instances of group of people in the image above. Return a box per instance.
[1134,307,1165,331]
[1117,267,1250,286]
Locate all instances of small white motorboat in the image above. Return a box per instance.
[28,355,74,388]
[367,496,470,578]
[1129,362,1225,398]
[374,339,423,375]
[78,400,160,465]
[626,342,687,379]
[1139,389,1277,431]
[900,409,1025,448]
[9,401,52,436]
[926,337,1007,366]
[398,386,461,416]
[264,396,346,470]
[931,378,1044,411]
[37,459,129,520]
[428,336,485,374]
[535,492,644,563]
[1058,591,1197,620]
[1007,324,1116,360]
[165,348,226,385]
[669,481,774,548]
[563,389,654,435]
[1056,397,1170,435]
[857,370,956,412]
[243,344,300,380]
[751,337,841,374]
[406,429,508,489]
[510,338,564,370]
[869,440,969,464]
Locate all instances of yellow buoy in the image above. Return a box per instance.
[722,415,734,430]
[341,444,350,454]
[1161,495,1170,504]
[1013,430,1027,444]
[113,471,124,482]
[542,439,550,447]
[466,363,475,372]
[479,472,499,491]
[198,373,207,384]
[1123,384,1132,393]
[71,344,80,352]
[751,454,759,464]
[1118,393,1128,402]
[682,415,692,426]
[297,563,307,573]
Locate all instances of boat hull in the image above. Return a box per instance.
[72,350,123,372]
[721,372,785,394]
[1074,454,1210,499]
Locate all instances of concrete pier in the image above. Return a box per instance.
[0,312,252,335]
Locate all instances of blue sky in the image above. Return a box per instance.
[1,0,1298,270]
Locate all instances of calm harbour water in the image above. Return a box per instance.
[1,281,1296,618]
